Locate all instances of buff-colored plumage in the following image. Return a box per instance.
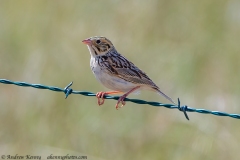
[82,36,175,109]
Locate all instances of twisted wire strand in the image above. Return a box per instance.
[1,79,240,120]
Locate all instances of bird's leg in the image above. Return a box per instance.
[116,86,141,110]
[96,91,122,106]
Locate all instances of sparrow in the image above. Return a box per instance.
[82,36,175,109]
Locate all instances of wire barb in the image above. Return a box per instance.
[0,78,240,120]
[64,81,73,99]
[177,98,189,120]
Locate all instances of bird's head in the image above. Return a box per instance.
[82,36,114,57]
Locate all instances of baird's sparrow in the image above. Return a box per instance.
[82,36,175,109]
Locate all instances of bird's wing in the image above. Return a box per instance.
[115,66,158,87]
[100,53,159,88]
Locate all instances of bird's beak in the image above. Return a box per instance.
[82,39,92,45]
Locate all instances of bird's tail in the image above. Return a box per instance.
[155,88,176,104]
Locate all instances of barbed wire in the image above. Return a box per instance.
[1,79,240,120]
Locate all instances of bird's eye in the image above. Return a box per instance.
[96,40,101,44]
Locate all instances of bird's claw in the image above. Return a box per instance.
[115,95,126,110]
[96,92,106,106]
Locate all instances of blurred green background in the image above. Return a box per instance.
[0,0,240,159]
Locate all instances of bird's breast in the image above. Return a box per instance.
[90,57,138,92]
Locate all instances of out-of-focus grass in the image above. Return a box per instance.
[0,0,240,160]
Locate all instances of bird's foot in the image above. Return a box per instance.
[96,91,122,106]
[115,94,127,110]
[96,91,107,106]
